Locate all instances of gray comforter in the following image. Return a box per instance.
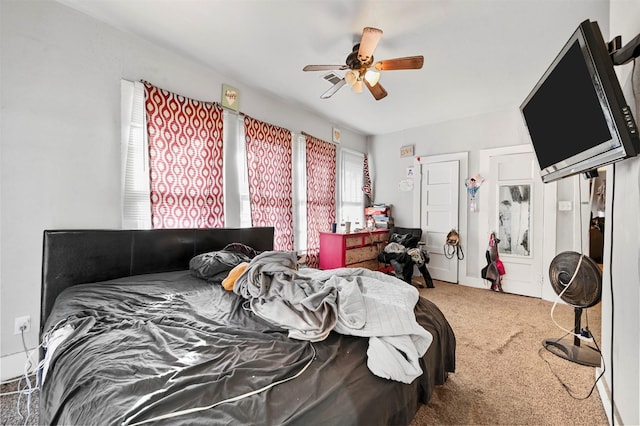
[41,269,455,425]
[233,251,433,384]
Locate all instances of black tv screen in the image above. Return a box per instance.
[521,20,639,183]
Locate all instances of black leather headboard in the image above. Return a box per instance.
[40,227,274,337]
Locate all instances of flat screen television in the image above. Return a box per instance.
[520,19,640,183]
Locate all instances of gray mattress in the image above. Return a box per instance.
[41,270,455,425]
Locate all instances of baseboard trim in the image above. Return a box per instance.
[426,276,487,288]
[596,367,622,426]
[1,351,35,382]
[461,276,487,289]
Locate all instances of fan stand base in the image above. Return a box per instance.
[542,337,601,367]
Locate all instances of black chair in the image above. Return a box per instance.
[377,226,434,288]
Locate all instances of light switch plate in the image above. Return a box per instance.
[558,201,573,211]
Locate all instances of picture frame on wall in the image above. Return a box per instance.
[332,127,342,143]
[221,84,239,112]
[400,144,414,157]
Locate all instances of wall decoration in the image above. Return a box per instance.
[332,127,341,143]
[400,144,414,158]
[221,84,239,111]
[464,174,485,212]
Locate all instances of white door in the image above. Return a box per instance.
[485,152,543,297]
[420,160,459,283]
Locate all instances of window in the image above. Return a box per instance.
[121,81,225,229]
[121,80,151,229]
[244,116,294,250]
[304,134,336,268]
[122,80,365,249]
[144,82,225,228]
[239,130,308,253]
[236,114,252,228]
[292,134,308,253]
[339,149,365,227]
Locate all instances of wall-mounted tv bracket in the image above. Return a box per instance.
[609,31,640,65]
[608,31,640,144]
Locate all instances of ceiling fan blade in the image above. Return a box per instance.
[357,27,383,63]
[373,56,424,71]
[364,79,388,101]
[320,79,347,99]
[303,64,348,71]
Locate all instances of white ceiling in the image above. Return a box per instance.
[56,0,609,136]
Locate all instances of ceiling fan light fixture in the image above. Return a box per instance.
[345,70,358,85]
[364,69,380,86]
[302,26,422,100]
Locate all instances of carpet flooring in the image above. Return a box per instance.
[0,376,38,426]
[1,279,608,425]
[411,279,608,425]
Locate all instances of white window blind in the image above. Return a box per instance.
[339,149,365,226]
[121,80,151,229]
[292,133,307,253]
[237,115,252,228]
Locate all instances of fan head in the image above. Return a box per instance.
[549,251,602,308]
[346,43,373,69]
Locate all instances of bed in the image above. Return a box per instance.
[39,227,455,425]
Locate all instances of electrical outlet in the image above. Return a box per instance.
[14,315,31,335]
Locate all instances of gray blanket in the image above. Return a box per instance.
[40,270,455,425]
[233,251,433,383]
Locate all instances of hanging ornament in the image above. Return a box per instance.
[465,174,485,212]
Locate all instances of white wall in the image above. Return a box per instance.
[601,2,640,424]
[369,108,532,283]
[0,0,366,379]
[368,109,589,291]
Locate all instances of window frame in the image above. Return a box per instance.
[338,148,365,227]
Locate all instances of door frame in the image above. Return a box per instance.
[412,152,469,284]
[478,144,558,300]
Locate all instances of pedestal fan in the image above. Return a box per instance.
[543,251,602,367]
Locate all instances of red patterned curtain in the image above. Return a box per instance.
[362,154,373,206]
[244,116,294,251]
[305,135,336,268]
[144,82,224,228]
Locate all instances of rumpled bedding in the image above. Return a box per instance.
[233,251,433,383]
[41,268,455,426]
[189,250,251,283]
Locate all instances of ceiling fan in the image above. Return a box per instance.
[303,27,424,101]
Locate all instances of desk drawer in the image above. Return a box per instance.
[347,259,380,270]
[345,245,378,265]
[364,231,389,245]
[345,235,364,248]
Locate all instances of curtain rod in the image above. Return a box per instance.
[301,131,333,145]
